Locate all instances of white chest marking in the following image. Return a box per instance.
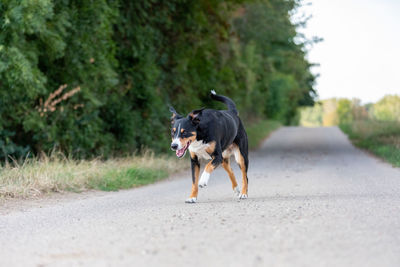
[188,140,212,160]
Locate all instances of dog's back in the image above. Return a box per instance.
[195,92,242,151]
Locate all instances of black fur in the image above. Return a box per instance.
[170,91,249,198]
[210,91,238,115]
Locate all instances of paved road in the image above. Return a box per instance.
[1,127,400,267]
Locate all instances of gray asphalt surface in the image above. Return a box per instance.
[1,127,400,267]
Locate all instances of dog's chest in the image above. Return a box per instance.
[189,140,212,160]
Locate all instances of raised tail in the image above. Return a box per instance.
[210,90,238,115]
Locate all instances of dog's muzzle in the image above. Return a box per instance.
[171,143,178,150]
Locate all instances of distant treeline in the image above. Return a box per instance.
[300,95,400,126]
[0,0,316,159]
[303,95,400,167]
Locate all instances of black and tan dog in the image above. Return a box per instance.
[170,90,249,203]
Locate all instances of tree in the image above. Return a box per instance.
[373,95,400,122]
[0,0,316,160]
[337,99,353,125]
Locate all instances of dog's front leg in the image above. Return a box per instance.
[198,149,223,188]
[186,152,200,203]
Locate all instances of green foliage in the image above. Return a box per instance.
[0,0,316,160]
[90,167,168,191]
[299,103,323,127]
[337,99,353,124]
[340,120,400,167]
[245,120,281,149]
[0,0,118,159]
[299,98,340,127]
[373,95,400,122]
[300,95,400,127]
[233,0,316,123]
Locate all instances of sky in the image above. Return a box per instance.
[297,0,400,103]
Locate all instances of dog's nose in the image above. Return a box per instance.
[171,143,178,150]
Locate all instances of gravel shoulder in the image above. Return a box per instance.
[1,126,400,267]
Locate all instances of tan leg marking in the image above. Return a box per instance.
[189,152,200,198]
[189,166,200,198]
[204,160,216,173]
[222,158,238,189]
[238,153,248,195]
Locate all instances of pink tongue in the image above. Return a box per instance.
[176,148,185,157]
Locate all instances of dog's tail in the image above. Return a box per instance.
[210,90,238,115]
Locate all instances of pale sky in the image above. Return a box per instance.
[298,0,400,103]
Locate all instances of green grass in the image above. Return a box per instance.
[0,151,185,199]
[340,120,400,167]
[245,119,281,149]
[90,167,168,191]
[0,119,280,200]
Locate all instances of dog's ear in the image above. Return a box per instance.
[169,106,183,123]
[189,107,205,125]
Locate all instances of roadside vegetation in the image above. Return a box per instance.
[246,120,281,149]
[300,95,400,167]
[0,0,316,161]
[0,151,186,199]
[0,119,279,199]
[0,1,312,199]
[340,121,400,167]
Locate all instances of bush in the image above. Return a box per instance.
[0,0,316,160]
[340,120,400,167]
[373,95,400,122]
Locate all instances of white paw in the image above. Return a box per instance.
[185,197,197,203]
[233,186,240,197]
[198,172,210,188]
[198,182,207,188]
[238,194,248,199]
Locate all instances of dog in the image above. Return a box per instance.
[169,90,249,203]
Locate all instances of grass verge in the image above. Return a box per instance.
[0,119,279,200]
[0,151,186,199]
[340,120,400,167]
[245,119,281,149]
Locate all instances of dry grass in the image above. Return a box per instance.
[378,135,400,149]
[0,119,279,200]
[349,120,400,139]
[0,151,186,199]
[340,120,400,167]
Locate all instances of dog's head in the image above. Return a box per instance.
[169,106,204,158]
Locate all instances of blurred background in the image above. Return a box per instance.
[301,0,400,103]
[0,1,399,197]
[0,0,317,161]
[2,2,399,265]
[298,0,400,166]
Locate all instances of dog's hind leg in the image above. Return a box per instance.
[222,157,240,196]
[234,124,249,199]
[186,152,200,203]
[236,150,248,199]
